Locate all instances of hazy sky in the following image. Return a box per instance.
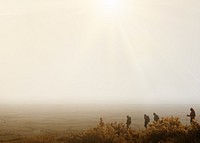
[0,0,200,104]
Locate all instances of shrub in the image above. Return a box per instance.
[15,117,200,143]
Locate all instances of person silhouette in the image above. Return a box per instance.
[144,114,150,128]
[99,117,104,127]
[126,115,131,129]
[187,108,196,124]
[153,113,159,122]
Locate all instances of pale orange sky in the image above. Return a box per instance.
[0,0,200,104]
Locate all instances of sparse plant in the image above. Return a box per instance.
[12,117,200,143]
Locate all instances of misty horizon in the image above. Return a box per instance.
[0,0,200,104]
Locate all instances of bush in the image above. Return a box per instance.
[16,117,200,143]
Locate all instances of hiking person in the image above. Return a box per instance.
[126,115,131,129]
[153,113,159,122]
[99,117,104,127]
[187,108,196,124]
[144,114,150,128]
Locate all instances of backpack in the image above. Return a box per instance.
[147,116,150,122]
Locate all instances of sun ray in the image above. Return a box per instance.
[121,8,200,100]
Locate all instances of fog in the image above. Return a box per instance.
[0,0,200,104]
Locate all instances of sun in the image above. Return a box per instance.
[100,0,121,14]
[93,0,125,22]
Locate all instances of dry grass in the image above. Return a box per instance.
[6,117,200,143]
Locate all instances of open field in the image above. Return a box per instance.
[0,104,199,142]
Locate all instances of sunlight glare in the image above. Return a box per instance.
[94,0,125,21]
